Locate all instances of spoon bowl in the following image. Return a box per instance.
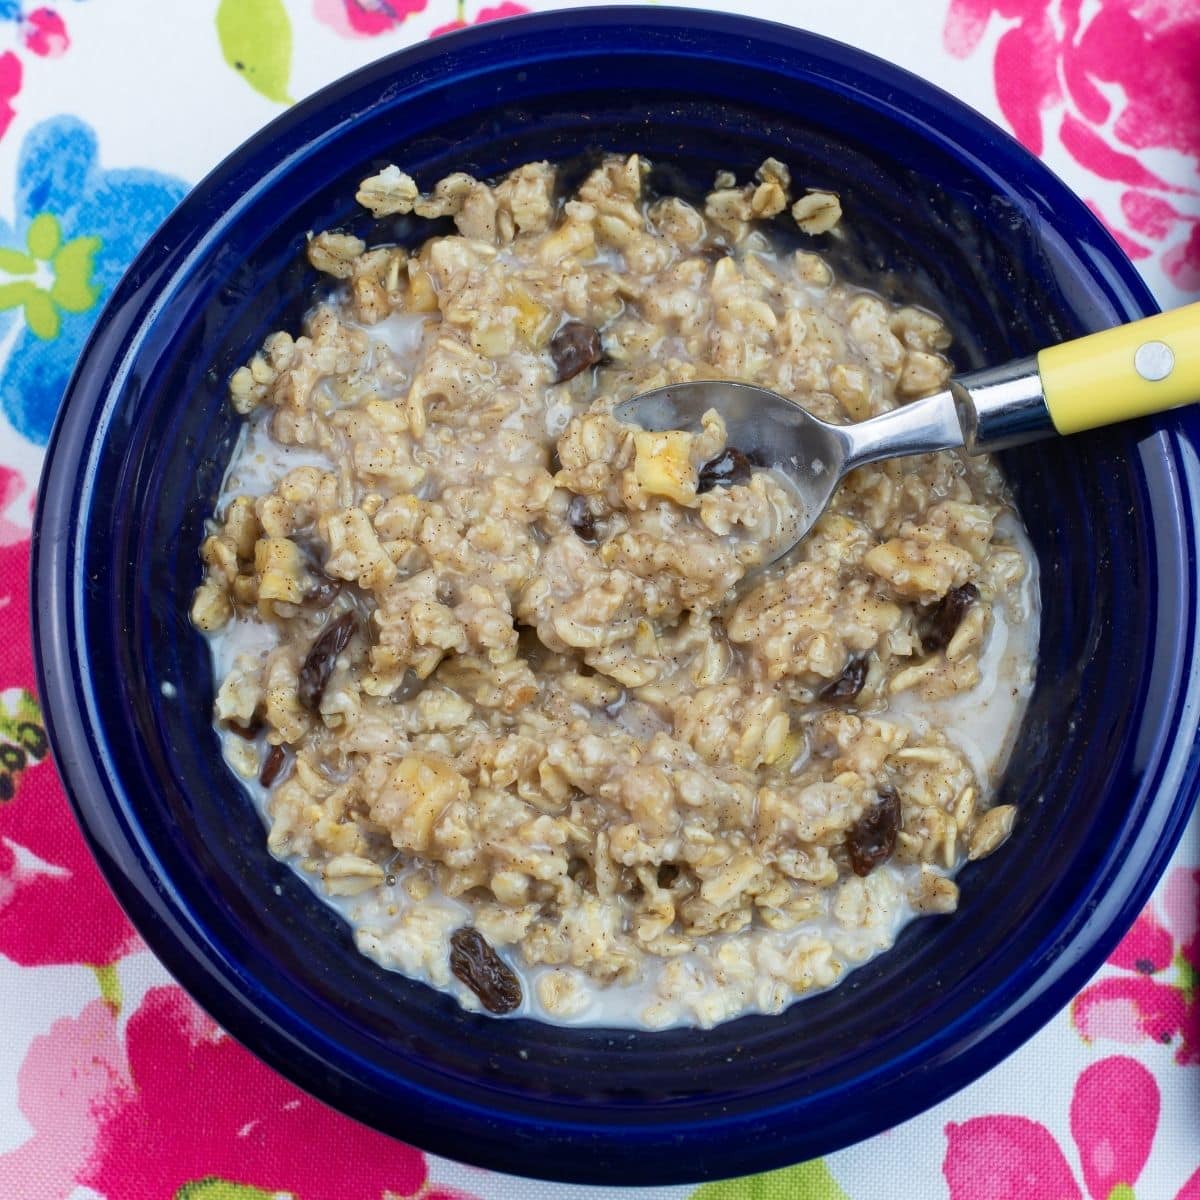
[617,297,1200,558]
[615,376,970,555]
[615,380,844,551]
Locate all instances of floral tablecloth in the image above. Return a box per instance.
[0,2,1197,1198]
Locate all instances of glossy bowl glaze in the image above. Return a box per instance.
[32,7,1200,1185]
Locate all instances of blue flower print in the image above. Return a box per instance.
[0,116,187,444]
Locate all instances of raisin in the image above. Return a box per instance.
[549,322,602,383]
[847,786,901,877]
[449,927,522,1015]
[305,573,341,608]
[697,447,754,493]
[391,669,424,703]
[567,494,597,542]
[298,610,359,712]
[820,656,868,702]
[436,578,459,606]
[657,863,680,889]
[259,744,289,788]
[295,539,340,608]
[516,624,548,669]
[921,583,979,653]
[227,717,263,740]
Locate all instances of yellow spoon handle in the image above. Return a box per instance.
[1038,302,1200,435]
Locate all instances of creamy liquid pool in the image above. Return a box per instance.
[206,310,1041,1030]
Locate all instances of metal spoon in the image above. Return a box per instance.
[614,303,1200,558]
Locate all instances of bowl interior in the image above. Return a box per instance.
[37,10,1199,1185]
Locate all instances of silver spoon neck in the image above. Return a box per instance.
[839,355,1052,473]
[838,388,966,474]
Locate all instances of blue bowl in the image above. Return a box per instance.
[32,7,1200,1185]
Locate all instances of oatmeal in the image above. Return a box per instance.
[193,154,1039,1029]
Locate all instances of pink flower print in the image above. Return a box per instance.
[1073,975,1191,1053]
[944,1115,1083,1200]
[0,533,140,966]
[0,534,34,685]
[0,462,30,545]
[945,1056,1185,1200]
[1108,909,1174,975]
[0,755,141,966]
[430,1,529,37]
[1180,1167,1200,1200]
[313,0,428,38]
[1162,224,1200,293]
[79,986,479,1200]
[1122,191,1180,241]
[1069,1054,1158,1200]
[0,1000,131,1200]
[22,7,68,56]
[0,987,482,1200]
[0,50,21,141]
[943,0,1200,290]
[0,6,74,137]
[1163,867,1198,977]
[1072,867,1200,1064]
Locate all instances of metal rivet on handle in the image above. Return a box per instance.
[1134,340,1175,382]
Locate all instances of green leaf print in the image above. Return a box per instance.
[176,1178,290,1200]
[0,212,102,339]
[0,247,34,274]
[23,289,59,339]
[216,0,294,105]
[92,962,123,1012]
[26,212,60,260]
[50,234,101,313]
[0,280,58,339]
[690,1159,850,1200]
[0,281,38,312]
[1178,948,1197,1003]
